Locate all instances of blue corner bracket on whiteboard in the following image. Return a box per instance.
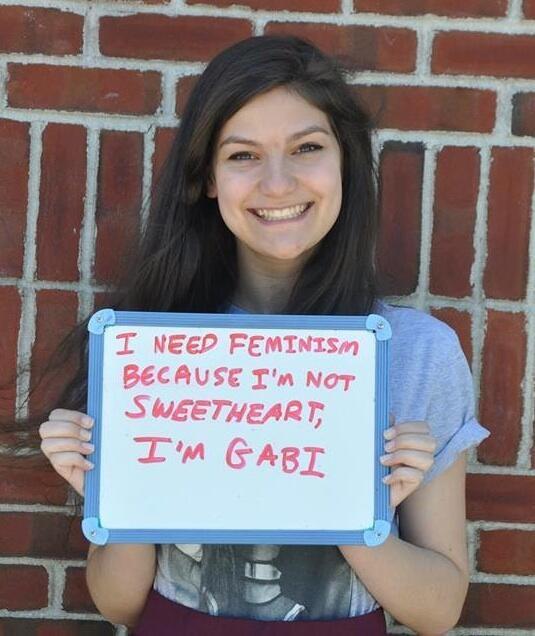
[363,519,391,547]
[82,517,110,545]
[366,314,392,341]
[88,308,116,334]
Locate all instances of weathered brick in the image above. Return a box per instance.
[376,142,423,295]
[63,567,97,613]
[94,131,143,283]
[37,124,86,281]
[0,455,68,505]
[478,529,535,575]
[176,75,199,118]
[0,565,48,609]
[0,287,20,422]
[0,513,86,558]
[484,147,532,299]
[29,290,79,418]
[430,308,472,364]
[100,15,252,62]
[433,32,535,79]
[355,85,496,133]
[356,0,507,16]
[0,619,114,635]
[188,0,338,8]
[8,64,161,115]
[429,147,479,298]
[478,311,525,465]
[524,0,535,18]
[265,23,417,73]
[460,583,535,627]
[512,92,535,137]
[0,119,29,277]
[0,6,83,54]
[467,474,535,523]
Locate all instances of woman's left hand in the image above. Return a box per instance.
[380,420,437,508]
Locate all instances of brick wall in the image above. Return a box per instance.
[0,1,533,633]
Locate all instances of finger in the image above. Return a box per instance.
[380,449,433,472]
[49,451,94,472]
[384,433,436,454]
[383,466,423,486]
[39,420,93,442]
[391,421,431,436]
[49,409,93,429]
[41,438,94,458]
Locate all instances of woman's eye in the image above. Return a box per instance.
[296,142,323,154]
[228,151,255,161]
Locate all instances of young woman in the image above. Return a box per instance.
[38,36,489,634]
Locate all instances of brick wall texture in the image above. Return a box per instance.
[0,1,534,634]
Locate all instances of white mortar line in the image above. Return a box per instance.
[14,121,44,421]
[77,127,99,322]
[161,68,177,117]
[415,144,437,310]
[468,464,535,475]
[466,520,478,575]
[341,0,353,16]
[471,572,535,584]
[517,154,535,468]
[83,3,100,61]
[0,609,107,620]
[494,84,515,139]
[48,561,66,611]
[509,0,524,20]
[141,125,156,235]
[469,147,491,430]
[415,22,433,75]
[0,61,7,108]
[470,520,535,530]
[0,503,77,513]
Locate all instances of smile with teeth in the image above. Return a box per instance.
[250,202,312,221]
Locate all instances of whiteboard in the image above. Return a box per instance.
[82,310,391,547]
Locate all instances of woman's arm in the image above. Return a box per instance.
[339,453,469,634]
[86,543,157,629]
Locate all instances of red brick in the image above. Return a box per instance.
[356,0,507,16]
[376,142,423,295]
[8,64,161,115]
[37,124,86,281]
[0,565,47,609]
[478,529,535,575]
[29,290,79,419]
[0,455,68,505]
[0,7,82,55]
[484,147,532,299]
[512,92,535,137]
[153,127,177,185]
[355,85,496,133]
[433,32,535,79]
[63,567,96,613]
[478,311,526,465]
[0,513,87,558]
[467,474,535,522]
[0,619,114,635]
[100,15,252,62]
[429,147,479,297]
[460,583,535,627]
[188,0,338,8]
[524,0,535,18]
[94,131,143,283]
[0,119,29,276]
[265,23,416,73]
[430,308,472,363]
[176,75,199,118]
[0,287,20,422]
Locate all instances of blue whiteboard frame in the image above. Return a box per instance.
[83,309,391,547]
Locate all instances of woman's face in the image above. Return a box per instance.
[209,87,343,271]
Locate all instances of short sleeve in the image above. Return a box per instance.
[420,336,489,485]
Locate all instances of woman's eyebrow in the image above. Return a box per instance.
[218,125,331,149]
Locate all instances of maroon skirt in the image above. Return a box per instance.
[132,590,387,635]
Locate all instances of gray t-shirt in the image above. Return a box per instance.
[154,302,489,619]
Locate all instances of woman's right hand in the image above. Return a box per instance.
[39,408,95,497]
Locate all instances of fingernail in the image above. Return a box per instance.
[80,430,92,441]
[82,443,94,452]
[83,416,94,428]
[85,460,94,469]
[382,475,391,484]
[384,441,395,452]
[379,455,389,463]
[383,427,396,440]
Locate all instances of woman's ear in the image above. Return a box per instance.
[206,174,217,199]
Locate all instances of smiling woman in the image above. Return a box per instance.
[32,34,489,635]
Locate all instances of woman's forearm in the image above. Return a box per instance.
[86,543,157,628]
[339,535,468,634]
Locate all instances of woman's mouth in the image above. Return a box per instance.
[248,201,313,223]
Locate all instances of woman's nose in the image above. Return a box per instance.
[258,157,297,197]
